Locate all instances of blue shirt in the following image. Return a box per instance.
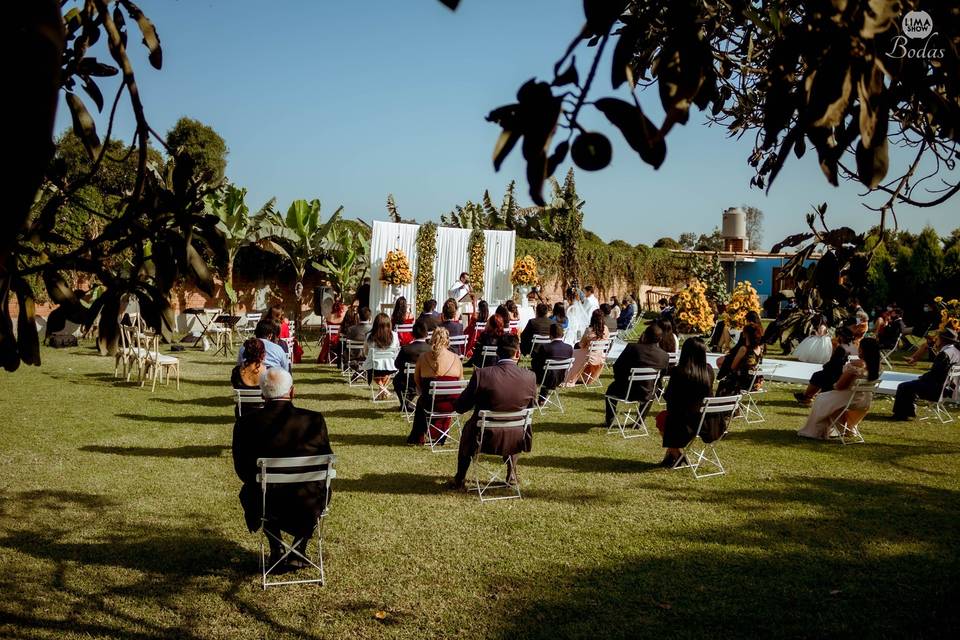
[237,338,289,372]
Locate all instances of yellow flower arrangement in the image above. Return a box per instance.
[935,296,960,333]
[674,279,715,334]
[724,281,762,329]
[379,249,413,286]
[510,255,539,286]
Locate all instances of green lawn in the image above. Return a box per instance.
[0,343,957,639]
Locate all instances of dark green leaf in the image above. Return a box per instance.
[11,277,40,367]
[771,232,814,254]
[186,242,214,296]
[552,57,579,87]
[492,130,520,171]
[120,0,163,69]
[96,290,122,356]
[80,76,104,112]
[437,0,460,9]
[546,140,569,177]
[583,0,626,36]
[76,57,119,77]
[611,26,638,89]
[594,97,666,168]
[65,92,101,160]
[855,138,889,189]
[43,272,80,307]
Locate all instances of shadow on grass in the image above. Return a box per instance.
[533,419,597,434]
[337,472,445,495]
[323,408,393,420]
[150,395,234,407]
[491,477,960,638]
[0,489,324,640]
[525,455,659,474]
[331,432,407,447]
[114,413,230,425]
[80,445,230,458]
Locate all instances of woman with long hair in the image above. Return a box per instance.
[319,300,347,363]
[563,308,610,386]
[407,327,464,445]
[798,337,881,439]
[391,296,415,346]
[464,299,489,358]
[550,302,568,329]
[263,304,290,339]
[362,312,400,399]
[657,318,678,354]
[716,323,765,396]
[660,337,717,466]
[494,304,511,330]
[468,314,504,368]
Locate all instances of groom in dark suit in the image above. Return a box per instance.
[452,334,536,488]
[520,303,554,355]
[605,323,668,426]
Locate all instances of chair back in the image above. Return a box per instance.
[622,367,660,400]
[530,335,551,350]
[396,323,414,334]
[326,324,341,337]
[369,347,399,368]
[939,365,960,401]
[588,339,611,355]
[233,388,264,415]
[668,352,680,367]
[747,362,779,390]
[256,455,337,517]
[474,322,487,334]
[480,345,499,367]
[540,357,574,386]
[448,334,469,357]
[428,379,468,416]
[508,320,519,333]
[477,409,534,441]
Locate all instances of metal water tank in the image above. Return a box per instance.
[722,207,749,252]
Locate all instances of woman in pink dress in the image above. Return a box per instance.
[563,309,610,386]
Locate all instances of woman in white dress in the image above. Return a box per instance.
[563,287,590,346]
[362,313,400,400]
[798,337,881,439]
[448,272,475,321]
[794,313,834,364]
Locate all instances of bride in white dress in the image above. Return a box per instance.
[798,337,881,439]
[563,288,590,347]
[795,313,834,364]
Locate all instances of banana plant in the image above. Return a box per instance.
[251,198,343,338]
[318,220,371,300]
[204,185,272,309]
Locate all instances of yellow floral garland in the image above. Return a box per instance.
[724,281,762,330]
[380,249,413,286]
[675,279,715,334]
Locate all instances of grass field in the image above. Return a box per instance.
[0,342,958,639]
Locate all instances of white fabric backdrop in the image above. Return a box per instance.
[369,221,420,313]
[369,221,515,313]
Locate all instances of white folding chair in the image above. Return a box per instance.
[470,409,534,502]
[673,395,741,479]
[367,348,398,403]
[536,357,575,415]
[342,340,366,386]
[479,345,499,368]
[141,334,180,392]
[473,321,487,335]
[604,367,660,438]
[238,312,263,340]
[919,365,960,424]
[828,379,879,444]
[401,363,418,422]
[578,339,611,387]
[234,388,265,417]
[529,335,551,354]
[423,379,468,453]
[656,351,680,405]
[395,323,414,337]
[320,325,341,366]
[879,332,902,371]
[256,454,335,588]
[734,363,779,424]
[448,334,469,359]
[508,320,519,334]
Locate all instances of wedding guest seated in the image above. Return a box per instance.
[716,323,764,396]
[658,318,678,354]
[893,328,960,420]
[336,307,365,367]
[616,295,635,330]
[263,304,291,339]
[237,321,289,372]
[563,309,610,386]
[878,307,908,350]
[601,303,618,333]
[318,300,346,363]
[468,315,505,368]
[417,299,440,331]
[531,323,574,404]
[520,303,554,356]
[232,368,333,573]
[232,337,266,390]
[362,313,400,400]
[799,338,881,439]
[605,324,668,427]
[848,297,870,339]
[440,298,464,337]
[450,334,536,489]
[394,320,431,410]
[464,300,489,359]
[659,338,718,467]
[391,297,415,346]
[794,326,857,406]
[407,328,464,445]
[550,302,569,330]
[505,300,520,324]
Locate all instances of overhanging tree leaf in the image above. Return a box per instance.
[594,97,665,168]
[65,92,101,159]
[119,0,162,69]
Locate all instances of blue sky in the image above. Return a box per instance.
[57,0,957,249]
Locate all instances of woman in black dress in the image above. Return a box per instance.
[660,337,716,467]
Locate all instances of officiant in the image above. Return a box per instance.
[449,272,476,322]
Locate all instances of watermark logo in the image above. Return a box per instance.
[887,10,944,60]
[902,10,933,39]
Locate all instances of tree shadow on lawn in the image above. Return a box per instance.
[336,472,447,495]
[79,444,230,458]
[150,395,235,407]
[331,433,407,447]
[0,489,323,640]
[323,407,393,420]
[524,455,659,474]
[533,419,597,435]
[114,413,231,425]
[491,477,960,638]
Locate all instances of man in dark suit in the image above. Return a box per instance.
[440,299,464,337]
[417,299,440,332]
[520,303,554,355]
[451,334,536,489]
[232,368,333,571]
[394,320,431,410]
[531,323,574,404]
[893,328,960,420]
[605,323,669,426]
